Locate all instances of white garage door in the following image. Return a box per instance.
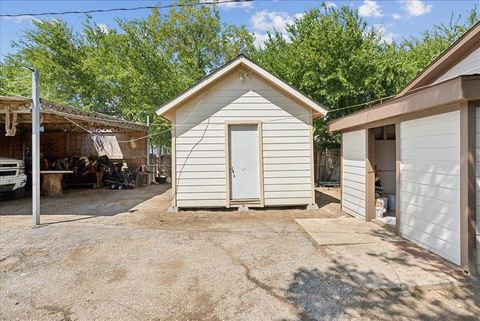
[399,111,461,265]
[342,130,366,218]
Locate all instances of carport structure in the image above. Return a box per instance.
[1,96,148,164]
[1,95,149,224]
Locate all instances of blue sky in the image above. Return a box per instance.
[1,0,479,59]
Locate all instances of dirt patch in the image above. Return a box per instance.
[66,244,99,265]
[38,305,73,321]
[108,267,128,283]
[0,255,22,272]
[156,257,186,286]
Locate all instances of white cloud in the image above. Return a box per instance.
[206,0,252,10]
[400,0,432,17]
[324,2,337,9]
[251,10,301,34]
[374,24,395,44]
[358,0,382,17]
[392,13,402,20]
[97,23,110,33]
[253,31,291,48]
[253,32,269,48]
[382,32,395,44]
[251,10,303,48]
[32,17,59,24]
[1,15,34,24]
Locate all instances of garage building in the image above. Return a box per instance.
[328,22,480,274]
[156,55,328,210]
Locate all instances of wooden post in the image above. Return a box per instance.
[365,128,376,222]
[460,101,477,274]
[41,173,63,196]
[395,123,401,236]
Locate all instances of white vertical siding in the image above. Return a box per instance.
[399,111,461,265]
[434,47,480,84]
[342,130,366,218]
[174,68,313,208]
[476,107,480,273]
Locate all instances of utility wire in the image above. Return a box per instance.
[0,0,250,17]
[43,90,396,139]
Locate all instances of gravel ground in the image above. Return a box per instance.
[0,186,479,321]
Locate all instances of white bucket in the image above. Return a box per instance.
[375,197,388,218]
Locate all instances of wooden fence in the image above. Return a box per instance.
[314,148,340,185]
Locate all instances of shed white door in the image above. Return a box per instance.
[229,124,260,200]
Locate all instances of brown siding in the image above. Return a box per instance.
[0,126,25,159]
[0,128,147,167]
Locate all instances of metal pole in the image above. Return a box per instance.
[146,115,150,167]
[31,69,41,226]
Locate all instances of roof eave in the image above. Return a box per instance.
[328,74,480,132]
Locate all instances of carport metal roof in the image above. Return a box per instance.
[0,95,148,132]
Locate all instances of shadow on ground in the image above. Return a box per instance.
[284,265,479,321]
[0,184,171,216]
[315,189,340,207]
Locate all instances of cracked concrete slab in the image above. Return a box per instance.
[295,218,465,290]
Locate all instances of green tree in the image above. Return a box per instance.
[0,1,254,148]
[253,5,399,148]
[1,2,477,150]
[252,4,478,149]
[395,7,479,88]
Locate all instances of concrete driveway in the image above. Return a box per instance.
[0,186,479,321]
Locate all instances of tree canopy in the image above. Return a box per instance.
[0,2,255,146]
[1,2,478,149]
[252,4,478,148]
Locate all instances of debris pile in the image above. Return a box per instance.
[44,155,142,189]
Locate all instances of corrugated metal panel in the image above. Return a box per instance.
[174,69,312,208]
[341,130,366,218]
[400,111,461,265]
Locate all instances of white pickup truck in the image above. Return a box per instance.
[0,157,27,199]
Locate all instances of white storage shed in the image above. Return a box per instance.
[156,55,328,211]
[329,22,480,274]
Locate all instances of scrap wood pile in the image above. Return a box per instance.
[45,155,142,189]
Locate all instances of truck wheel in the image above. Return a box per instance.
[11,187,25,200]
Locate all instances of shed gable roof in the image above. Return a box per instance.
[156,55,328,120]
